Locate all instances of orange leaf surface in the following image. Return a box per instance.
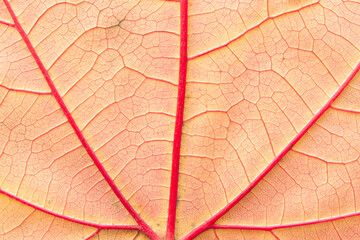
[0,0,360,239]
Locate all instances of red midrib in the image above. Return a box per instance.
[2,1,159,239]
[166,0,188,239]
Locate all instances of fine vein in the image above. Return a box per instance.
[183,61,360,239]
[0,189,140,230]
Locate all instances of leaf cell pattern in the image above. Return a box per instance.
[0,0,360,239]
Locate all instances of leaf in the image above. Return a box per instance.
[0,0,360,240]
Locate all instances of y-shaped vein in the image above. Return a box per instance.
[2,1,159,239]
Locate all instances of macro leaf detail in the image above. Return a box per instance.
[0,0,360,239]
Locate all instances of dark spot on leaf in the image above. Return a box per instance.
[176,196,180,206]
[108,17,125,29]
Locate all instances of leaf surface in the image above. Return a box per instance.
[0,0,360,239]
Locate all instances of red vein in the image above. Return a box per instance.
[84,229,100,240]
[330,106,360,114]
[0,19,14,27]
[182,61,360,239]
[188,1,319,60]
[166,0,188,239]
[0,84,51,95]
[0,188,140,230]
[270,231,280,240]
[2,1,159,239]
[211,211,360,230]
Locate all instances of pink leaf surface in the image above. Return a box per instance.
[0,0,360,239]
